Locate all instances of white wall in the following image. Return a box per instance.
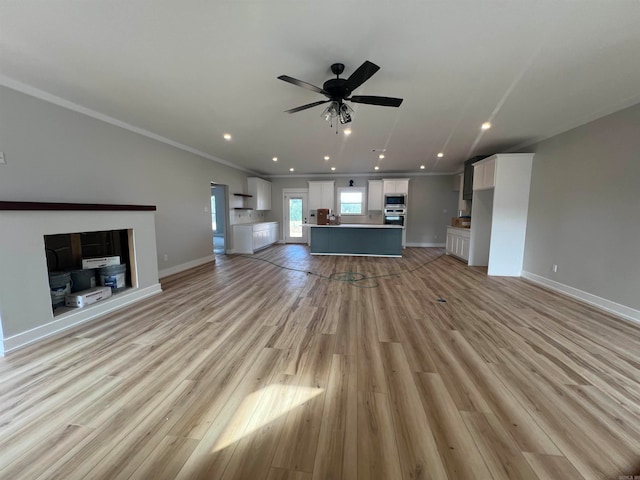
[0,86,249,273]
[523,102,640,313]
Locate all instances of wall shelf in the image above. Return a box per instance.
[232,193,253,210]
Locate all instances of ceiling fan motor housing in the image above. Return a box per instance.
[323,78,350,101]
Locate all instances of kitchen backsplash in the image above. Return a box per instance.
[231,209,266,224]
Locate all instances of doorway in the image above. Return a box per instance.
[283,190,308,244]
[211,183,229,254]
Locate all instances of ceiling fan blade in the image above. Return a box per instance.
[278,75,328,95]
[285,100,330,114]
[349,95,403,107]
[345,61,380,92]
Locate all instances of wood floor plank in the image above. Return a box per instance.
[271,334,335,473]
[460,412,541,480]
[381,341,448,480]
[522,453,586,480]
[414,372,494,479]
[267,468,313,480]
[0,246,638,480]
[356,392,403,480]
[312,354,357,480]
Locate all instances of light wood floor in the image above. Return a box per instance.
[1,245,639,480]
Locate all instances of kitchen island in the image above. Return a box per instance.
[305,224,403,257]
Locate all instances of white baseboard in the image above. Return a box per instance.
[405,242,446,248]
[158,255,216,278]
[2,284,163,355]
[521,271,640,324]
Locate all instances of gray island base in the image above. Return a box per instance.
[306,224,403,257]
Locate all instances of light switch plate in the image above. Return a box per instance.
[0,152,6,164]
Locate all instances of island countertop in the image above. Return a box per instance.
[303,223,402,229]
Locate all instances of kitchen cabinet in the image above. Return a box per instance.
[233,222,279,254]
[247,177,272,210]
[462,156,487,200]
[455,173,469,214]
[473,157,496,191]
[308,181,335,212]
[446,227,470,262]
[383,178,409,195]
[368,180,383,211]
[469,153,534,276]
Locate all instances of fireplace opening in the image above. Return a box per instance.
[44,229,136,315]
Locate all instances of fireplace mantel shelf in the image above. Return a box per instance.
[0,201,156,212]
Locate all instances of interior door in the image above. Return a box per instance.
[283,192,308,244]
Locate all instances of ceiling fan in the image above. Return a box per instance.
[277,61,403,125]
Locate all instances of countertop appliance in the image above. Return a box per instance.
[317,209,330,225]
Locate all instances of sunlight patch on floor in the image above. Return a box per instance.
[212,384,324,452]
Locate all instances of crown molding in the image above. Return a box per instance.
[0,75,257,175]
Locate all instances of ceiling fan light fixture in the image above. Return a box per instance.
[339,103,353,124]
[322,101,339,122]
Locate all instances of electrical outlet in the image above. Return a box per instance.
[204,206,209,213]
[552,264,558,273]
[0,152,5,164]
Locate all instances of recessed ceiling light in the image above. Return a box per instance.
[420,165,426,170]
[331,167,336,171]
[379,154,385,159]
[374,166,380,171]
[324,156,330,161]
[223,133,232,140]
[289,167,294,172]
[481,122,491,130]
[437,152,444,158]
[344,129,352,136]
[272,157,278,162]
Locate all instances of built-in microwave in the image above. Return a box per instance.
[384,194,406,208]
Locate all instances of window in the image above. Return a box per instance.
[338,187,366,215]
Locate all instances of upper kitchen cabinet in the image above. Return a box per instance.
[308,181,335,211]
[462,156,488,200]
[383,178,410,195]
[473,157,496,191]
[247,177,272,210]
[368,180,383,211]
[469,153,534,276]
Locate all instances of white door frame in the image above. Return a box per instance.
[211,182,230,254]
[283,188,309,244]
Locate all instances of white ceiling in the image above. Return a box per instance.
[2,1,640,176]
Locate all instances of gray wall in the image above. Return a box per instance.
[0,86,248,272]
[524,102,640,309]
[266,175,458,245]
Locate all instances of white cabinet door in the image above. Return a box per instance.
[368,180,383,211]
[460,236,470,261]
[383,179,410,195]
[308,182,322,211]
[308,181,335,211]
[262,181,271,210]
[446,228,470,262]
[473,158,496,190]
[446,232,455,254]
[248,177,272,210]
